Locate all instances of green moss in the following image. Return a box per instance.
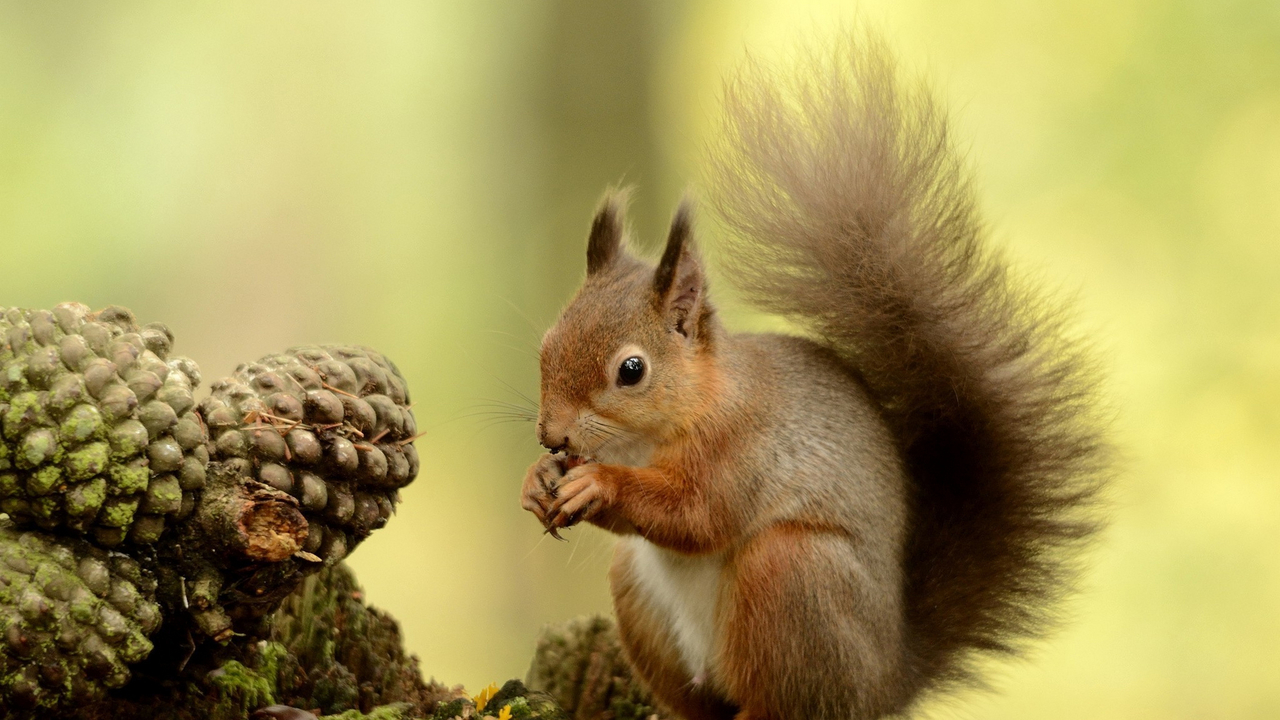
[320,703,415,720]
[255,641,290,689]
[478,681,566,720]
[502,697,532,720]
[430,698,468,720]
[208,661,276,719]
[426,686,569,720]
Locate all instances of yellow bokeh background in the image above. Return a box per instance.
[1,1,1277,718]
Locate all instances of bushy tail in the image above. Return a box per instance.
[707,30,1109,696]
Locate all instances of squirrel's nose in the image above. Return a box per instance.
[538,428,569,453]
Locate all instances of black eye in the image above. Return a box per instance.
[617,356,646,386]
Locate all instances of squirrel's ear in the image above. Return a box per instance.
[586,192,627,275]
[653,201,706,339]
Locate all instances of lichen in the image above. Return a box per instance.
[66,476,107,517]
[99,496,139,527]
[61,404,106,445]
[28,465,61,495]
[65,441,109,481]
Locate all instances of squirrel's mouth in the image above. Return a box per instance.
[552,450,594,470]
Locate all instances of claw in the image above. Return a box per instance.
[544,525,566,541]
[547,504,583,532]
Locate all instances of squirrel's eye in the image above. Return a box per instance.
[617,356,646,386]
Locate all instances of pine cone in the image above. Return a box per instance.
[0,304,208,547]
[0,520,161,715]
[199,346,418,564]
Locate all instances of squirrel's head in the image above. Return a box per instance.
[536,192,719,462]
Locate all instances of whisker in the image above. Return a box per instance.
[498,295,550,342]
[522,530,553,560]
[468,416,537,430]
[458,411,537,425]
[478,329,542,362]
[579,419,616,446]
[494,377,539,411]
[585,418,623,441]
[463,399,539,416]
[464,400,537,412]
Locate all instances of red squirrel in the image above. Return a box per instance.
[521,31,1108,720]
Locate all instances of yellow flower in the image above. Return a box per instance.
[497,705,512,720]
[473,682,500,712]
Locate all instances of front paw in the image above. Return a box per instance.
[521,453,566,527]
[546,464,614,531]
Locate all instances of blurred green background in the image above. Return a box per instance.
[1,0,1277,717]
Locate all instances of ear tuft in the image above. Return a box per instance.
[653,201,692,297]
[586,190,629,275]
[654,200,705,338]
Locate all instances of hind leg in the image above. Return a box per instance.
[717,525,907,720]
[610,543,737,720]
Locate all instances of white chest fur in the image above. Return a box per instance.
[622,537,726,681]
